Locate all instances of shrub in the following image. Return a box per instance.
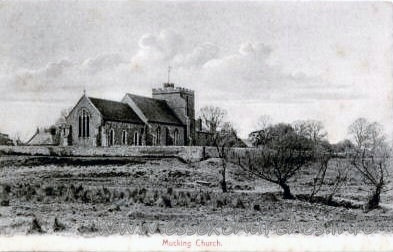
[160,196,172,208]
[53,218,66,232]
[129,188,138,201]
[216,199,224,208]
[28,217,45,234]
[44,185,54,196]
[77,223,98,234]
[234,198,245,208]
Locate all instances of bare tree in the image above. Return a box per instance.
[325,159,349,203]
[55,107,72,126]
[198,106,235,193]
[308,141,332,200]
[348,118,373,149]
[348,118,390,210]
[243,123,315,199]
[199,106,227,133]
[293,120,327,142]
[255,115,273,131]
[213,121,239,193]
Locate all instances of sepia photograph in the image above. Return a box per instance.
[0,0,392,251]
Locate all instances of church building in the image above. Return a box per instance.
[60,83,202,147]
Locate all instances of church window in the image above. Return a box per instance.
[156,127,161,145]
[140,128,144,146]
[78,109,90,138]
[133,132,139,146]
[122,130,127,145]
[174,129,179,145]
[108,129,115,146]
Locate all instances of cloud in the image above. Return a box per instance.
[82,53,126,74]
[0,30,364,106]
[173,43,219,68]
[131,29,185,68]
[0,59,76,99]
[197,41,365,103]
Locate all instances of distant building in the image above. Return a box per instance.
[27,127,59,146]
[0,132,13,146]
[59,83,212,147]
[241,138,253,148]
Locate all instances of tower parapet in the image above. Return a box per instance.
[152,83,194,95]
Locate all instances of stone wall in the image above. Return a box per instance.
[0,145,208,162]
[148,123,185,146]
[0,145,259,163]
[195,131,214,146]
[103,121,145,146]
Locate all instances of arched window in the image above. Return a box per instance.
[140,128,144,146]
[174,129,179,146]
[78,109,90,138]
[156,127,161,145]
[165,128,171,146]
[133,131,139,146]
[122,130,127,145]
[108,129,115,146]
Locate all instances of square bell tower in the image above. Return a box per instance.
[152,83,195,145]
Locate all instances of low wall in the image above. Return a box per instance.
[0,145,213,162]
[0,145,260,163]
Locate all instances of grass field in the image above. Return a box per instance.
[0,155,392,235]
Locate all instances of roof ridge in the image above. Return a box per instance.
[126,93,165,102]
[88,96,125,104]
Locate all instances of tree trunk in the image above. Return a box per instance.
[220,160,228,193]
[366,184,382,211]
[279,182,294,199]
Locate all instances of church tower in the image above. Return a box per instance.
[152,82,195,145]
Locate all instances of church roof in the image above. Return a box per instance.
[125,94,184,126]
[88,97,144,124]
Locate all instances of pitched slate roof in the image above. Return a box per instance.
[27,130,56,145]
[88,97,144,124]
[126,94,184,125]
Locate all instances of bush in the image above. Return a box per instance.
[216,199,224,208]
[53,218,66,232]
[77,223,98,234]
[159,196,172,208]
[234,198,245,208]
[44,186,54,196]
[28,217,45,234]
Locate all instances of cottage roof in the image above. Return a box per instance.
[88,97,144,124]
[27,131,55,145]
[125,94,183,126]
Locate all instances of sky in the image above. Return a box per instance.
[0,1,392,143]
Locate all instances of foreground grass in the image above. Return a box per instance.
[0,155,392,235]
